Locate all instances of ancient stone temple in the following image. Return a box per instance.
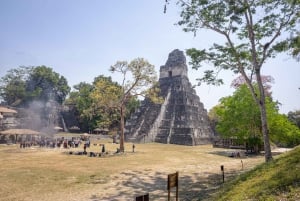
[125,49,213,145]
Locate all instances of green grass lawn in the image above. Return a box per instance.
[210,146,300,201]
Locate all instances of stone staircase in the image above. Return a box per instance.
[125,100,161,142]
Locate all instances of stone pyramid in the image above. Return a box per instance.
[125,49,213,145]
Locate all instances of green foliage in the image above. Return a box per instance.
[65,77,121,131]
[211,146,300,201]
[0,66,70,106]
[66,82,94,130]
[268,113,300,147]
[215,85,262,147]
[177,0,300,83]
[215,85,261,138]
[65,75,141,133]
[273,33,300,60]
[0,66,32,106]
[288,110,300,128]
[272,0,300,59]
[90,76,122,129]
[214,84,300,148]
[26,66,70,104]
[69,82,93,113]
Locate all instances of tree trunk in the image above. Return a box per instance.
[119,105,125,152]
[256,71,273,162]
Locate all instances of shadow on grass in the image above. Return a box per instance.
[208,149,263,159]
[209,149,286,159]
[88,169,228,201]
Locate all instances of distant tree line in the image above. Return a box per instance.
[64,75,140,134]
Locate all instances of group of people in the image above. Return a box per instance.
[19,136,138,158]
[19,137,89,149]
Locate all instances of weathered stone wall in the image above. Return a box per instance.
[125,49,214,145]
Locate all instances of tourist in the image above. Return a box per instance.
[83,144,87,154]
[102,144,105,154]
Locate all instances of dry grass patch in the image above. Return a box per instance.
[0,140,265,201]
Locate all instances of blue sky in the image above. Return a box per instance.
[0,0,299,114]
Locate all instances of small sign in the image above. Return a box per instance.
[135,193,149,201]
[167,171,179,201]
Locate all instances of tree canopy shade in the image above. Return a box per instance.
[169,0,300,162]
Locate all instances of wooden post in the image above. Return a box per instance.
[241,160,244,170]
[168,171,179,201]
[221,165,224,183]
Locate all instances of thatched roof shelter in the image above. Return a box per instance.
[81,133,90,137]
[0,129,41,143]
[0,128,41,135]
[93,128,109,134]
[69,126,80,130]
[54,126,63,130]
[0,106,17,114]
[94,128,109,132]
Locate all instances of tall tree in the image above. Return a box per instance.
[89,76,122,130]
[66,82,94,131]
[0,66,32,106]
[26,66,70,104]
[110,58,160,152]
[169,0,300,162]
